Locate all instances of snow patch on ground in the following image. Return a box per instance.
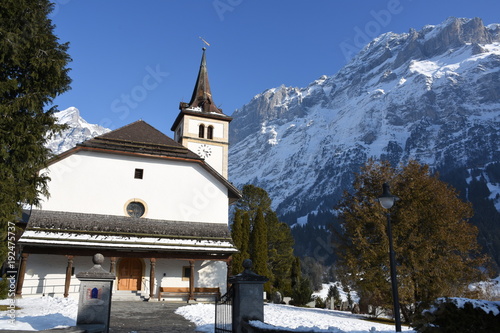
[2,278,499,332]
[0,296,77,331]
[176,302,415,333]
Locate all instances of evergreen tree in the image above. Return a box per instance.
[327,285,341,309]
[240,211,251,258]
[230,210,248,275]
[251,207,269,279]
[347,291,353,308]
[336,159,491,321]
[266,211,295,294]
[291,277,313,307]
[235,184,272,216]
[290,256,301,289]
[300,256,324,291]
[327,285,340,308]
[333,286,342,309]
[0,0,71,295]
[232,184,300,296]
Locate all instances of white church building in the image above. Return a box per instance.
[15,48,241,301]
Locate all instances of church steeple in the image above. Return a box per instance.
[186,47,223,114]
[171,48,232,179]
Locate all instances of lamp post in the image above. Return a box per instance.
[377,183,402,332]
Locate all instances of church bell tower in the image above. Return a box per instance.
[171,48,232,179]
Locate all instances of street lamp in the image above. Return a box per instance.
[377,183,402,332]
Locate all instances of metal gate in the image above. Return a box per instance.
[214,285,233,333]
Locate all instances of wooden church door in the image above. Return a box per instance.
[118,258,142,290]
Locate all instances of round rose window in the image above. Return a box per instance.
[126,201,145,218]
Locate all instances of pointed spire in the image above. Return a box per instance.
[185,48,222,114]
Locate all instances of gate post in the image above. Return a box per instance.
[76,253,116,333]
[228,259,268,333]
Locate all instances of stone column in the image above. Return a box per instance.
[15,253,29,297]
[76,253,116,333]
[64,255,74,298]
[228,259,269,333]
[149,258,156,300]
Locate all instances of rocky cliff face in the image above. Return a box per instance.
[228,17,500,227]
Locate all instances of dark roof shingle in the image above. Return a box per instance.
[26,210,233,240]
[78,120,201,159]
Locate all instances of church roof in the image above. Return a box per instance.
[171,48,232,131]
[77,120,201,159]
[186,48,223,115]
[19,210,237,256]
[51,120,241,201]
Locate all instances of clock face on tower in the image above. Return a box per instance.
[197,144,212,159]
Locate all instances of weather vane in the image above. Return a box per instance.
[199,36,211,47]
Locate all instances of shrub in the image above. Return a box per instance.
[0,275,9,299]
[315,296,327,308]
[291,278,313,307]
[412,298,500,333]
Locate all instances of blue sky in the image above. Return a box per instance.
[50,0,500,134]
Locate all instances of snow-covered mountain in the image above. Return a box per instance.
[228,17,500,242]
[46,107,110,155]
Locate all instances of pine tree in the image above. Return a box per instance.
[231,210,250,275]
[291,277,313,307]
[291,256,301,289]
[336,159,491,321]
[327,285,341,309]
[240,211,251,258]
[300,256,324,291]
[235,184,272,216]
[231,210,244,274]
[266,211,295,294]
[233,184,300,296]
[0,0,71,296]
[251,207,269,278]
[333,285,341,309]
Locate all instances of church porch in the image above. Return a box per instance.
[16,251,230,301]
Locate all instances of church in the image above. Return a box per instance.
[15,48,241,301]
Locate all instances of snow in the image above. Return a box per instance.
[469,276,500,300]
[175,302,415,333]
[177,280,499,332]
[0,296,77,331]
[20,230,237,252]
[428,298,500,316]
[46,107,110,155]
[2,285,499,332]
[312,283,359,304]
[295,214,309,227]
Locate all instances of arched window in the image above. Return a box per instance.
[198,124,205,138]
[207,126,214,140]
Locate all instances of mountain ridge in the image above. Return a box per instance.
[46,107,110,155]
[227,17,500,265]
